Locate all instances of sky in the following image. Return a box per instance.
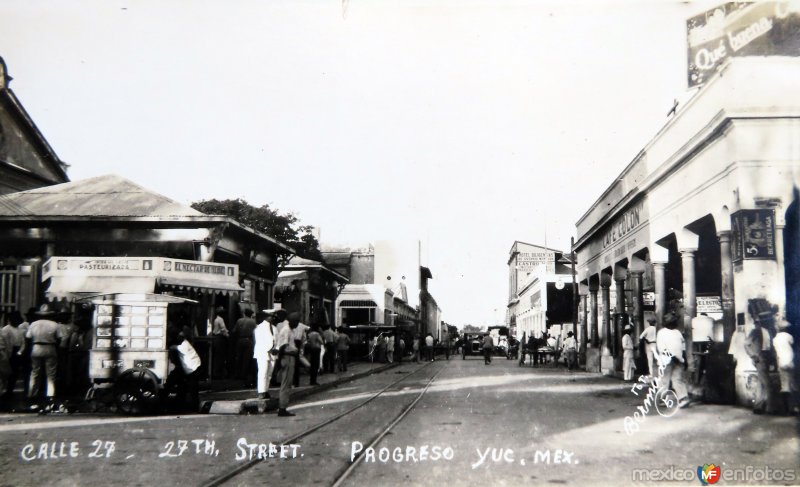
[0,0,724,327]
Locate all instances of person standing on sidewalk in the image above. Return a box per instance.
[336,327,350,372]
[1,311,26,405]
[212,306,230,378]
[253,311,277,400]
[482,333,494,365]
[232,309,257,384]
[773,319,797,415]
[639,318,657,377]
[656,312,690,408]
[622,325,635,381]
[744,307,776,414]
[166,329,201,412]
[275,316,300,417]
[322,325,337,374]
[306,324,323,386]
[26,305,69,411]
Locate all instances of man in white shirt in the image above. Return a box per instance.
[639,317,657,377]
[773,319,797,415]
[425,334,435,362]
[622,325,635,381]
[254,311,277,400]
[656,312,690,408]
[166,329,202,412]
[561,331,577,370]
[1,311,26,403]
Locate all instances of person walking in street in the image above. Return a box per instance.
[322,325,337,374]
[253,310,277,400]
[1,311,26,405]
[397,336,405,363]
[306,324,323,386]
[773,318,797,415]
[622,325,635,381]
[639,317,657,377]
[562,331,577,371]
[26,304,69,411]
[336,327,350,372]
[412,334,420,363]
[656,312,690,408]
[425,334,435,362]
[232,308,257,384]
[275,315,300,417]
[482,333,494,365]
[212,306,230,378]
[528,334,539,367]
[386,335,395,363]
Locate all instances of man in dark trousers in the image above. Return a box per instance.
[231,308,257,384]
[482,333,494,365]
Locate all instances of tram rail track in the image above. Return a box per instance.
[200,360,444,487]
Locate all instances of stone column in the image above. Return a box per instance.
[581,294,589,356]
[681,249,697,375]
[614,278,625,356]
[601,282,611,357]
[630,271,644,344]
[653,262,667,330]
[590,286,599,348]
[717,231,735,345]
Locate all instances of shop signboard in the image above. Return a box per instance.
[687,1,800,87]
[516,251,556,274]
[642,292,655,306]
[731,209,776,262]
[697,295,723,314]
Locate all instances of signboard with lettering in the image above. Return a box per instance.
[516,251,556,274]
[697,295,723,313]
[687,2,800,87]
[731,209,776,262]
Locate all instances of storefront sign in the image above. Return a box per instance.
[642,292,655,306]
[731,209,776,262]
[697,296,723,313]
[516,251,555,274]
[687,2,800,87]
[602,203,646,250]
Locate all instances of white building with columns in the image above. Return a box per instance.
[573,56,800,405]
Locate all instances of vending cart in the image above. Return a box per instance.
[41,256,243,414]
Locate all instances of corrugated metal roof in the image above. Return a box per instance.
[0,174,204,217]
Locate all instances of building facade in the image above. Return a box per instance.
[574,57,800,404]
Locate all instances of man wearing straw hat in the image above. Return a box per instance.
[26,304,69,411]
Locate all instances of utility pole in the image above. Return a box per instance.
[570,237,580,358]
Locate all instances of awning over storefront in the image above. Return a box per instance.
[44,276,156,301]
[42,256,243,300]
[157,277,243,296]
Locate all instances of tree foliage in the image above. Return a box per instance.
[191,198,322,261]
[461,324,484,333]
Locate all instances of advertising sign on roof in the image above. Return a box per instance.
[687,2,800,87]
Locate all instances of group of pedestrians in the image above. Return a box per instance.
[0,304,92,412]
[250,309,351,417]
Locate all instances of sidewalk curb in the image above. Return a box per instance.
[201,361,401,414]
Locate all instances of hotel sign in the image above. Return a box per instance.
[516,251,556,274]
[731,209,776,262]
[687,2,800,87]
